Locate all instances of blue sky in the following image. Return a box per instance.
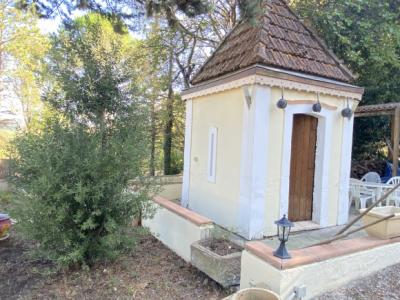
[38,17,61,34]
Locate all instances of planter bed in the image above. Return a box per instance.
[191,239,243,287]
[360,206,400,239]
[224,288,280,300]
[0,213,11,241]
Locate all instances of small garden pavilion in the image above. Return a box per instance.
[145,1,400,298]
[180,0,364,239]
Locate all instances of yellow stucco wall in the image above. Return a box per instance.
[189,88,244,231]
[187,82,356,237]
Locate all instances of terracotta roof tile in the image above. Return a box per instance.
[191,0,355,85]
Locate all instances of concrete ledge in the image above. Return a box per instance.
[143,196,214,262]
[130,176,182,200]
[245,236,400,270]
[241,238,400,299]
[0,180,8,192]
[158,183,183,201]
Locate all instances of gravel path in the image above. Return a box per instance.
[314,264,400,300]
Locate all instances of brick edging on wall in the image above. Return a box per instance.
[245,236,400,270]
[153,196,213,227]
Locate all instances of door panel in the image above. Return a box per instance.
[288,114,318,222]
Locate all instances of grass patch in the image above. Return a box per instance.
[0,190,13,212]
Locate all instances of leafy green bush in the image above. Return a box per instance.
[0,190,12,211]
[9,119,154,266]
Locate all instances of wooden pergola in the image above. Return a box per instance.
[355,103,400,176]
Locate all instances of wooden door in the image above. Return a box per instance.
[288,114,318,222]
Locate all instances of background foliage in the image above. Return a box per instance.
[291,0,400,160]
[10,14,154,267]
[0,0,49,156]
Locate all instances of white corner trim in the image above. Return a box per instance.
[239,85,271,240]
[279,104,333,226]
[182,74,363,101]
[207,127,218,183]
[181,100,193,208]
[337,115,354,224]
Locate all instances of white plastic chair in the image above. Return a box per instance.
[349,178,376,209]
[385,177,400,206]
[361,172,381,183]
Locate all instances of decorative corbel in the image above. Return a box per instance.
[243,85,253,109]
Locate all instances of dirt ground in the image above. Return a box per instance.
[3,229,400,300]
[0,232,230,300]
[200,239,243,256]
[314,263,400,300]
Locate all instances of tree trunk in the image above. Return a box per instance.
[163,85,174,175]
[150,98,156,176]
[163,48,174,175]
[97,109,107,151]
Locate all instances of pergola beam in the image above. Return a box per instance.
[355,111,394,118]
[355,103,400,177]
[355,103,400,118]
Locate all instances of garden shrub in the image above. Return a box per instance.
[9,118,154,266]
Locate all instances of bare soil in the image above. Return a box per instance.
[314,263,400,300]
[0,231,230,300]
[200,239,243,256]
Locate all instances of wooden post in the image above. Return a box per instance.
[391,116,395,160]
[393,107,400,176]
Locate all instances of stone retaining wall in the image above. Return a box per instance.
[240,237,400,299]
[143,196,213,262]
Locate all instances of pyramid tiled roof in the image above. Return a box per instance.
[191,0,356,85]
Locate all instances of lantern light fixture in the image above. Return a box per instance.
[273,214,294,259]
[341,98,353,119]
[312,93,322,113]
[277,87,287,109]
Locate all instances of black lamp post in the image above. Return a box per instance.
[273,215,294,259]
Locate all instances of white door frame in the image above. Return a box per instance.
[279,104,334,226]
